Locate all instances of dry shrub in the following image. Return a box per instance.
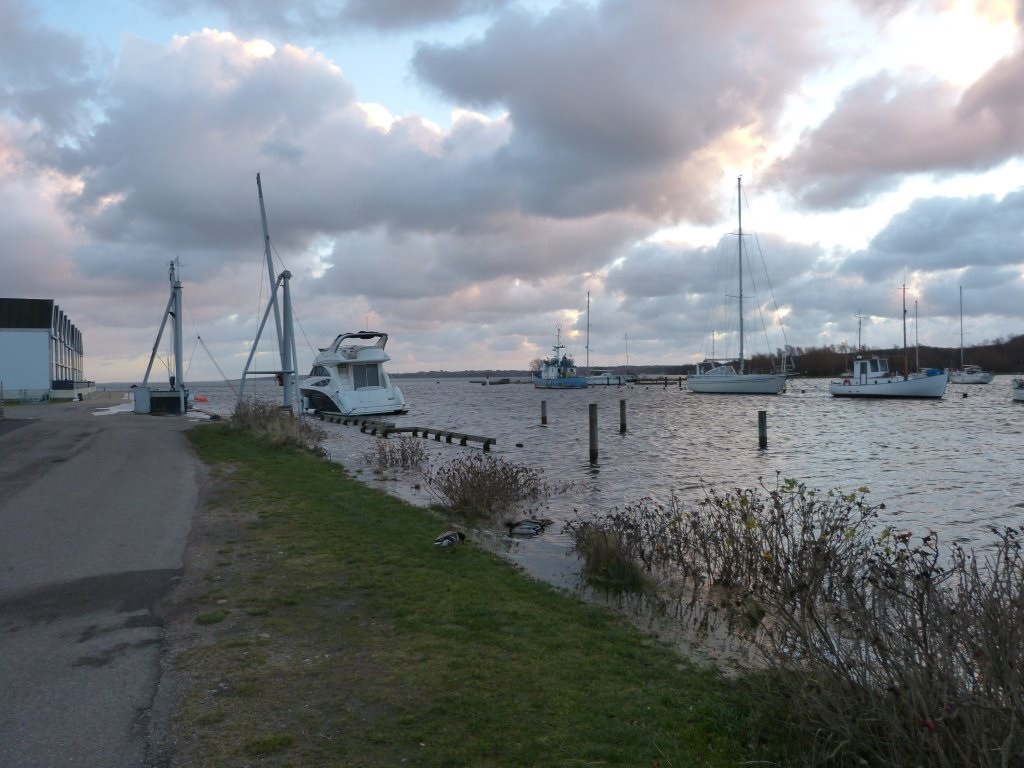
[229,399,327,455]
[425,452,549,521]
[363,435,428,471]
[574,477,1024,767]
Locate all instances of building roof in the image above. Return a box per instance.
[0,298,55,329]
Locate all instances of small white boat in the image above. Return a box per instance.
[686,178,789,395]
[1012,378,1024,402]
[950,364,994,385]
[830,356,949,398]
[949,287,994,384]
[585,371,636,386]
[533,328,588,389]
[300,331,407,415]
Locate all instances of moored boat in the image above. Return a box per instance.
[533,329,588,389]
[830,356,948,398]
[300,331,408,415]
[949,287,993,384]
[1012,378,1024,402]
[950,364,994,385]
[686,177,789,395]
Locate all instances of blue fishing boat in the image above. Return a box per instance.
[533,329,588,389]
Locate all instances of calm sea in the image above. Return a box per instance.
[188,375,1024,590]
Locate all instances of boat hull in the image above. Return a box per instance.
[533,375,588,389]
[300,385,407,416]
[1012,379,1024,402]
[830,371,949,398]
[686,373,787,394]
[950,370,994,384]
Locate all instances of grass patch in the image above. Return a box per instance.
[168,423,798,767]
[194,608,229,625]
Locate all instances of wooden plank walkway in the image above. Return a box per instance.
[316,413,495,450]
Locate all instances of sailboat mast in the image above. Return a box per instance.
[902,284,909,378]
[959,285,964,369]
[737,176,745,374]
[586,291,590,374]
[257,173,285,372]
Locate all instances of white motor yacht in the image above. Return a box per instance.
[300,331,407,416]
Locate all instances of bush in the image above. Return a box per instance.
[228,400,327,455]
[576,478,1024,767]
[425,453,550,521]
[563,515,653,592]
[363,435,428,471]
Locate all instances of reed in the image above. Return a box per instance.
[362,434,428,471]
[226,399,326,454]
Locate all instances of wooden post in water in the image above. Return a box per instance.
[758,410,767,449]
[619,399,626,433]
[541,400,548,425]
[589,403,599,463]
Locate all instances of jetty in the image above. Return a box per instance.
[315,413,496,451]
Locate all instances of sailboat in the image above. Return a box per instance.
[829,286,948,398]
[583,292,636,386]
[686,177,789,395]
[949,286,994,384]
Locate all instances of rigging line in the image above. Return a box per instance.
[184,336,200,382]
[197,334,240,399]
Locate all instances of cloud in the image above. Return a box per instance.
[841,190,1024,279]
[0,0,99,150]
[413,0,827,219]
[151,0,515,34]
[771,46,1024,208]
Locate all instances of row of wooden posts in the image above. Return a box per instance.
[542,399,769,463]
[320,401,769,463]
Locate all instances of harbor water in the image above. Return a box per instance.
[190,375,1024,589]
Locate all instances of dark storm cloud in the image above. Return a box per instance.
[413,0,826,218]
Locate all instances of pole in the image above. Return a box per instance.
[589,403,598,464]
[619,399,626,433]
[758,410,767,449]
[541,400,547,425]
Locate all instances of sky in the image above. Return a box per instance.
[2,0,1023,382]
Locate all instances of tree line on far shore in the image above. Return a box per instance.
[393,331,1024,379]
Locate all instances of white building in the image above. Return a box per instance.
[0,298,93,401]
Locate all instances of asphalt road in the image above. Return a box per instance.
[0,394,204,768]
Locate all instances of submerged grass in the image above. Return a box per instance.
[171,424,797,767]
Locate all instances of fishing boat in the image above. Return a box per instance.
[949,287,994,384]
[300,331,408,415]
[533,328,588,389]
[1012,378,1024,402]
[687,177,789,395]
[830,287,948,399]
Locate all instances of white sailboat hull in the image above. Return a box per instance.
[830,371,949,398]
[950,369,994,384]
[687,372,787,394]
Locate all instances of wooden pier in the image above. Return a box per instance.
[316,413,496,450]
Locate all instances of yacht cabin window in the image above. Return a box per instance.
[353,364,380,389]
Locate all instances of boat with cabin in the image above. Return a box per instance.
[830,286,948,398]
[300,331,408,415]
[686,177,789,395]
[533,329,588,389]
